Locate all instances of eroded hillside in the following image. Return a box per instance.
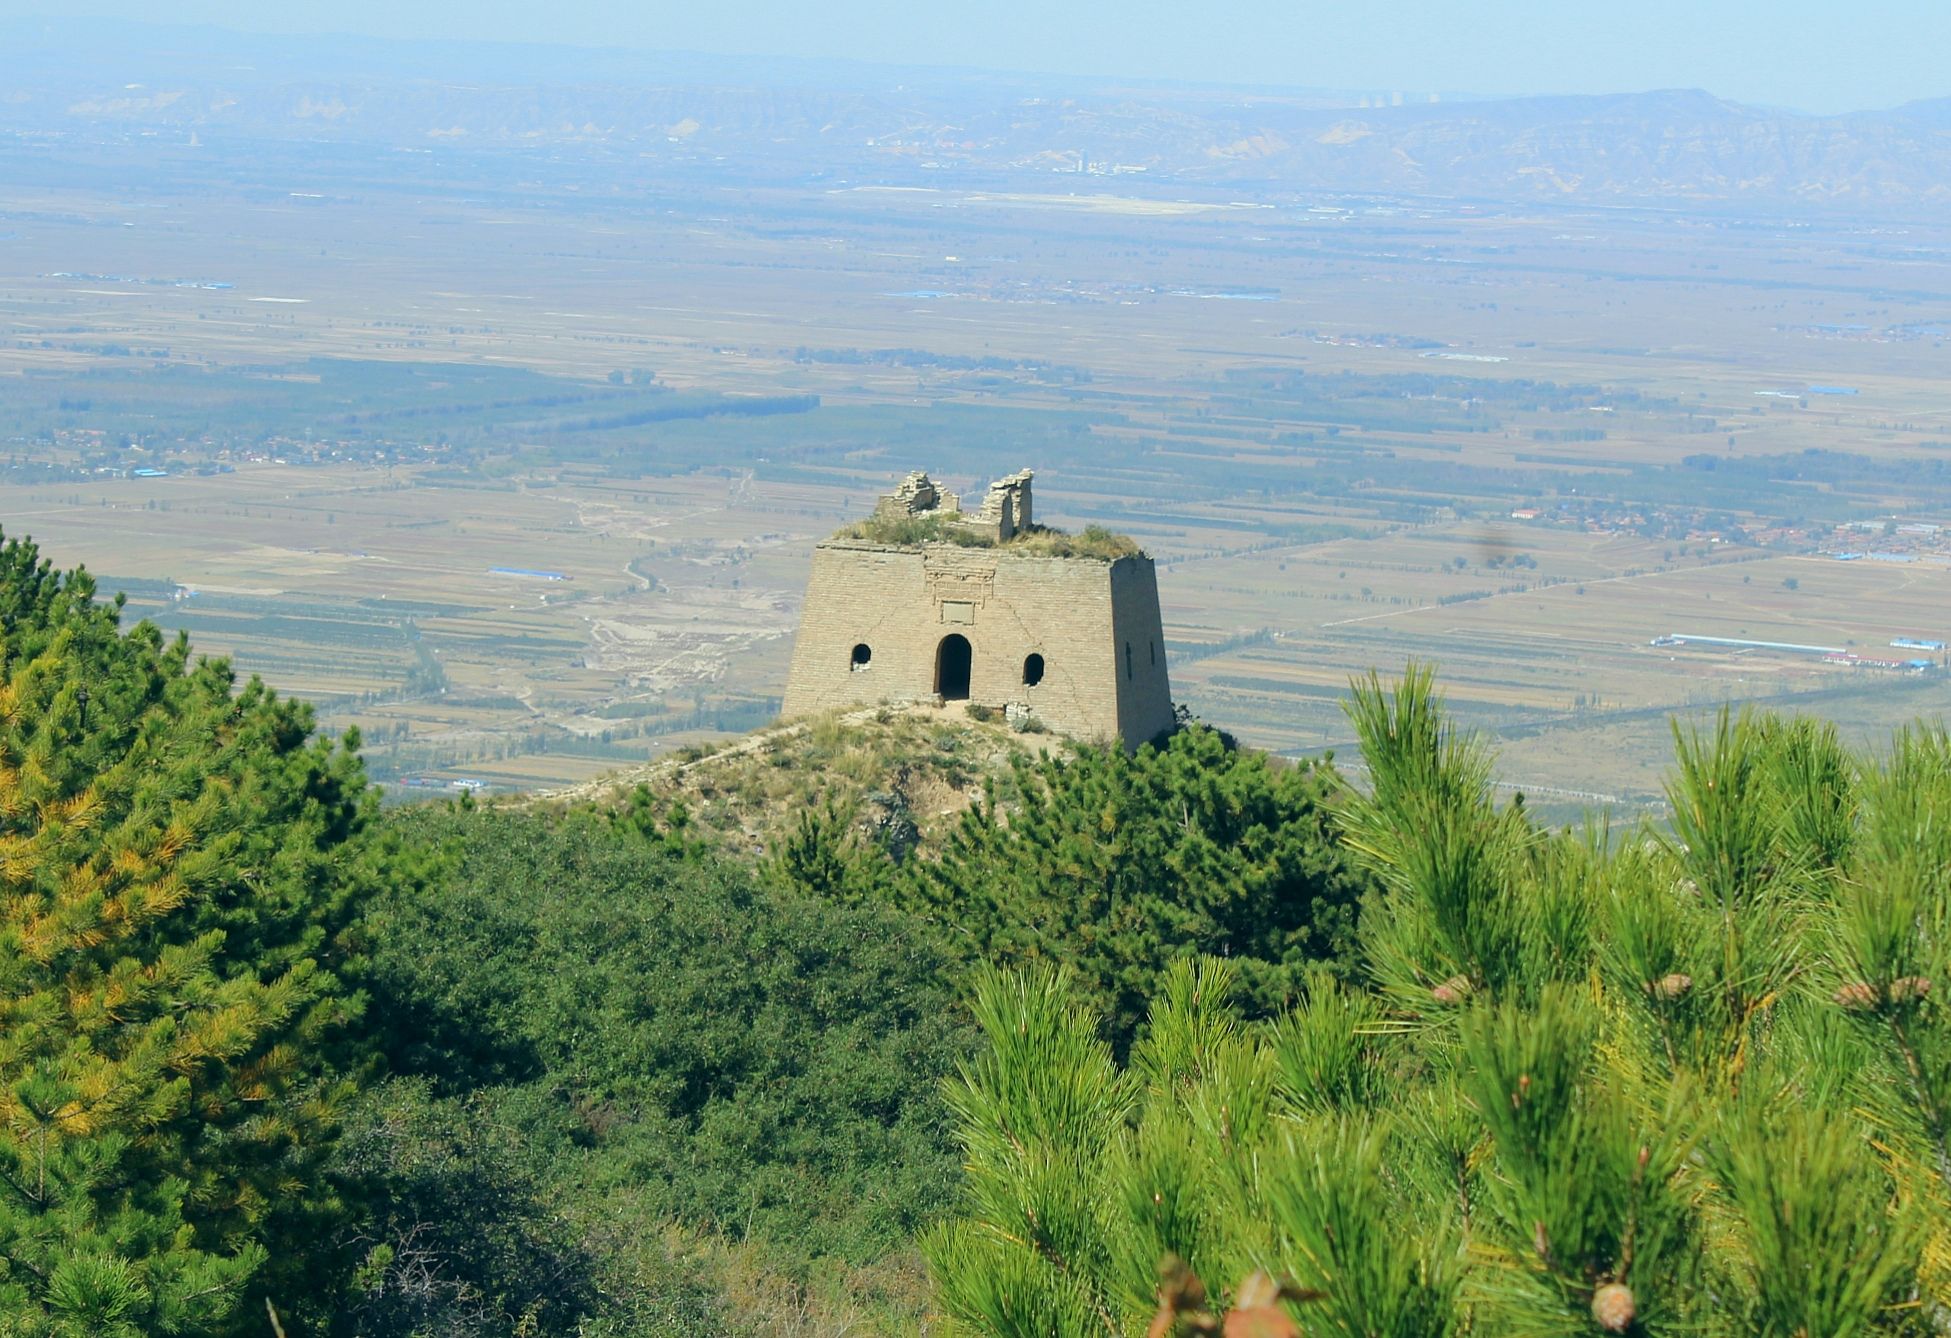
[539,702,1072,860]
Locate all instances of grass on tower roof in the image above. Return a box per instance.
[830,512,1142,559]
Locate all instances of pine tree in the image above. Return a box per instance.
[0,533,378,1334]
[928,666,1949,1336]
[900,726,1368,1051]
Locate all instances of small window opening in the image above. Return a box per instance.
[850,643,872,671]
[1125,641,1134,681]
[1022,653,1045,687]
[1149,640,1157,667]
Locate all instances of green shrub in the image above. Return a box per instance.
[361,806,975,1278]
[894,724,1369,1052]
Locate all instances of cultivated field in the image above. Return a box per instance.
[7,144,1951,805]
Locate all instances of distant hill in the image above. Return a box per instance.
[6,19,1951,212]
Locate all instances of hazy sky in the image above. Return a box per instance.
[13,0,1950,114]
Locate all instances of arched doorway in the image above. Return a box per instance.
[935,634,972,700]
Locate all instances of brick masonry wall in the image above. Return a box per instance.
[781,541,1176,749]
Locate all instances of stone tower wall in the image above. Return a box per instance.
[781,540,1175,749]
[1108,557,1175,748]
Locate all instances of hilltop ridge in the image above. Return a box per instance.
[539,701,1069,860]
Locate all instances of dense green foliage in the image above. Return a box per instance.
[0,539,991,1335]
[0,533,378,1335]
[342,804,973,1332]
[0,501,1370,1331]
[929,665,1951,1336]
[26,517,1947,1338]
[774,726,1368,1052]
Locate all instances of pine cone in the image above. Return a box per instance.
[1157,1253,1207,1311]
[1591,1282,1636,1333]
[1222,1308,1299,1338]
[1431,974,1472,1005]
[1148,1254,1215,1338]
[1834,981,1879,1010]
[1890,976,1932,1003]
[1221,1271,1314,1338]
[1647,972,1692,1001]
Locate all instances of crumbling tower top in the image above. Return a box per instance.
[870,469,1033,544]
[876,470,959,520]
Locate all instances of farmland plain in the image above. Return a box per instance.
[7,130,1951,809]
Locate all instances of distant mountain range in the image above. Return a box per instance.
[6,19,1951,212]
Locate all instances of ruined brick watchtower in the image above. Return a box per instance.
[781,470,1175,750]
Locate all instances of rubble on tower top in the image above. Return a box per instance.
[834,469,1139,559]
